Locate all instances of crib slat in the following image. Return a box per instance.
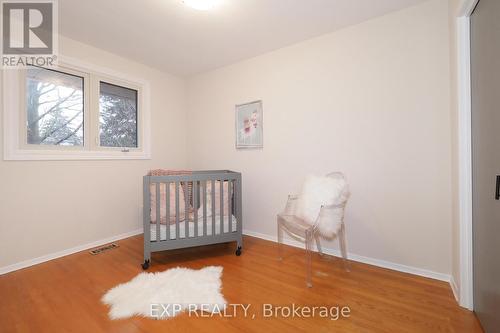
[234,178,239,233]
[166,182,170,240]
[203,181,207,236]
[228,180,232,232]
[185,181,189,238]
[175,181,180,240]
[156,183,160,242]
[143,176,151,259]
[211,179,216,236]
[193,181,198,237]
[220,180,224,235]
[237,174,242,234]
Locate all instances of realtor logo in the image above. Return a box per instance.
[1,0,58,67]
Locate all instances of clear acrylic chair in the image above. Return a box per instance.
[277,172,349,288]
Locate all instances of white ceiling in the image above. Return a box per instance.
[59,0,428,77]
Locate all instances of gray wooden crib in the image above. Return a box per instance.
[142,170,243,269]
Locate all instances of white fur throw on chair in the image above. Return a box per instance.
[295,174,349,237]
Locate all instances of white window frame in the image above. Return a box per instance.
[94,75,143,153]
[19,65,90,151]
[3,55,151,160]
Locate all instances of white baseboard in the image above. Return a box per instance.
[0,228,143,275]
[243,229,451,283]
[0,227,454,293]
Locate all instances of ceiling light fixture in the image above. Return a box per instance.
[182,0,220,11]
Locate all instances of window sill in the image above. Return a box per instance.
[3,148,151,161]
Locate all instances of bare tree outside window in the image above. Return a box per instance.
[26,67,84,146]
[99,82,138,148]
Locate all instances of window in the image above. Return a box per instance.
[26,67,85,146]
[3,58,150,160]
[99,82,138,148]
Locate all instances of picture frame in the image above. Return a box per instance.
[235,100,263,149]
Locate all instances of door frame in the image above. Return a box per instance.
[456,0,479,311]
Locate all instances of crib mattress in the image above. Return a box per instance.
[150,215,237,241]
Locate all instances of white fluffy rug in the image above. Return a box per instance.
[102,266,226,320]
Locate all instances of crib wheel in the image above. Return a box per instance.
[235,247,242,256]
[142,259,150,270]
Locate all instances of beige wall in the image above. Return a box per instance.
[0,0,458,280]
[186,0,453,275]
[0,36,188,267]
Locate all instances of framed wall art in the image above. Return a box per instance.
[235,100,263,149]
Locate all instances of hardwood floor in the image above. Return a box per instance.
[0,235,482,333]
